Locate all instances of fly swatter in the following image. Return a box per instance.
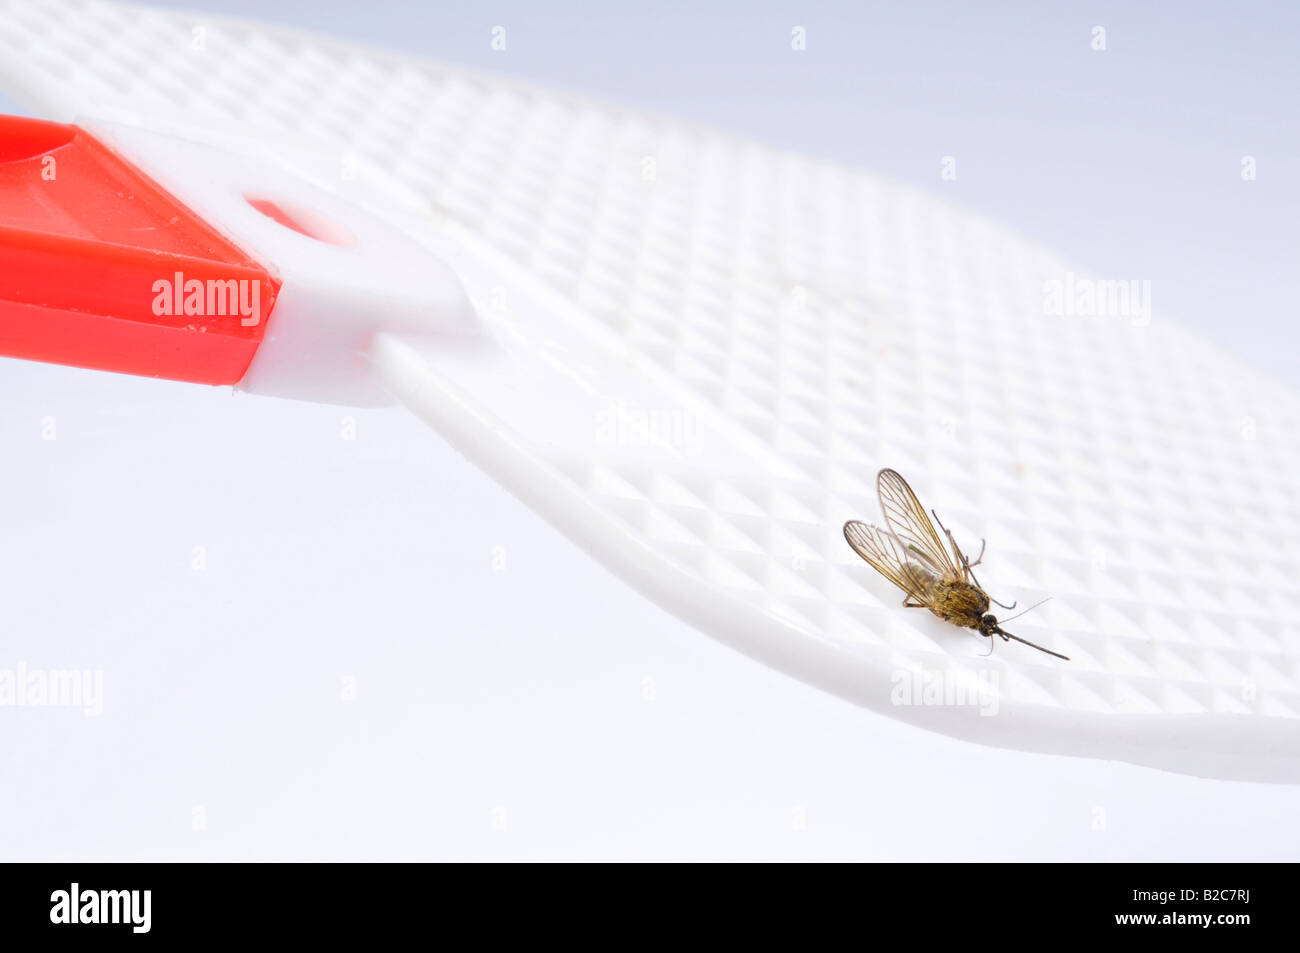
[1,0,1297,782]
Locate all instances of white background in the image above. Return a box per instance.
[1,1,1296,859]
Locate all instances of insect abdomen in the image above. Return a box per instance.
[901,563,937,597]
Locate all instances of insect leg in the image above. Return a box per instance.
[930,508,971,579]
[958,552,1017,609]
[930,508,1018,608]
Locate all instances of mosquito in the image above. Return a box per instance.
[844,469,1069,661]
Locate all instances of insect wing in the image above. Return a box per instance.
[876,469,960,578]
[843,520,933,604]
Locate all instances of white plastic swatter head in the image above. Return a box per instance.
[1,0,1297,782]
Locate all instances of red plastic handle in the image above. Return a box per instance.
[0,115,279,385]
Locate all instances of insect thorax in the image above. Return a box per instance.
[928,578,990,627]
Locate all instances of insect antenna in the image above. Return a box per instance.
[996,596,1052,625]
[995,627,1070,661]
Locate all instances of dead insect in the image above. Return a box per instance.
[844,469,1068,661]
